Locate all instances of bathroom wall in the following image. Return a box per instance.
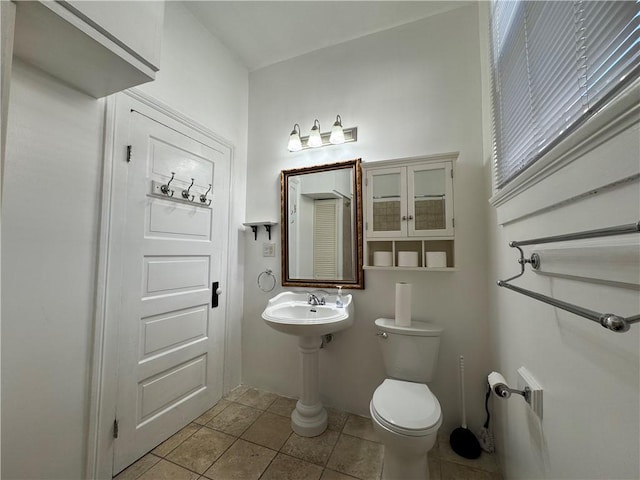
[477,4,640,479]
[1,3,248,478]
[244,4,491,433]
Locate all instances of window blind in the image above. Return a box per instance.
[490,0,640,189]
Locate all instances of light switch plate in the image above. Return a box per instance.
[263,242,276,257]
[517,366,543,420]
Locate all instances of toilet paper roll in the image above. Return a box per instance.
[488,371,509,397]
[397,251,419,267]
[426,251,447,268]
[395,282,412,326]
[373,251,393,267]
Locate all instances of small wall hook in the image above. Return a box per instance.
[200,184,212,206]
[182,178,195,201]
[160,172,175,197]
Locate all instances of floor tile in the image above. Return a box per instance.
[441,460,502,480]
[137,459,199,480]
[326,433,384,480]
[260,453,323,480]
[236,387,279,410]
[193,399,231,425]
[113,387,503,480]
[343,414,380,443]
[223,385,250,402]
[206,402,262,436]
[326,408,349,431]
[429,455,442,480]
[267,396,297,417]
[281,429,340,466]
[320,469,359,480]
[114,453,161,480]
[202,439,276,480]
[166,427,235,474]
[241,411,293,450]
[152,423,201,457]
[437,433,499,472]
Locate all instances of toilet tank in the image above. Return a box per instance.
[375,318,443,383]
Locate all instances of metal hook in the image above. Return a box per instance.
[182,178,195,201]
[160,172,175,197]
[200,184,212,205]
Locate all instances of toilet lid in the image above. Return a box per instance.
[371,379,442,436]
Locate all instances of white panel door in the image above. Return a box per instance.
[113,110,229,473]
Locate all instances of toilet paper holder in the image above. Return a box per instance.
[492,382,531,402]
[488,370,531,401]
[488,369,543,419]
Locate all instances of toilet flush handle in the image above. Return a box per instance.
[376,331,388,339]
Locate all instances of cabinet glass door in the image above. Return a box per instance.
[367,167,406,237]
[407,162,453,236]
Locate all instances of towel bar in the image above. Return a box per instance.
[498,221,640,333]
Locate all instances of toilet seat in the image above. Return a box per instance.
[371,379,442,437]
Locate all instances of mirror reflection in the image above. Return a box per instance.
[281,159,364,289]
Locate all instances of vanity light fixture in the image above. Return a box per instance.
[307,119,323,148]
[287,115,358,152]
[329,115,345,144]
[287,123,302,152]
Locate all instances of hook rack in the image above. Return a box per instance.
[150,175,212,209]
[497,221,640,333]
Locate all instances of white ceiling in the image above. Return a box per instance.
[183,1,472,71]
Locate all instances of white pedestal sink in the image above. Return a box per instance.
[262,291,354,437]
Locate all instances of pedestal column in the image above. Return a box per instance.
[291,336,327,437]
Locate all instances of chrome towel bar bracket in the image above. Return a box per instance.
[497,221,640,333]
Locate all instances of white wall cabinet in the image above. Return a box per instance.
[13,1,164,98]
[363,153,457,270]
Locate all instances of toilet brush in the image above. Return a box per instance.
[478,382,495,453]
[450,355,481,459]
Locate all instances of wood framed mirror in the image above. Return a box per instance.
[281,158,364,289]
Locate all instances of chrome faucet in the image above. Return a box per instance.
[308,293,326,306]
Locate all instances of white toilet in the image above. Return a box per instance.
[370,318,443,480]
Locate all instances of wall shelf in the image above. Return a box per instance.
[365,238,455,269]
[364,265,458,272]
[243,222,278,240]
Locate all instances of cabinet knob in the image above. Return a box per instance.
[408,215,414,220]
[402,216,407,221]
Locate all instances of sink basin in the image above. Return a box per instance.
[262,291,353,337]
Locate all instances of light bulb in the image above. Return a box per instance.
[308,119,322,148]
[329,115,345,144]
[287,124,302,152]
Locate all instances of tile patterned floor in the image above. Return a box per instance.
[115,386,502,480]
